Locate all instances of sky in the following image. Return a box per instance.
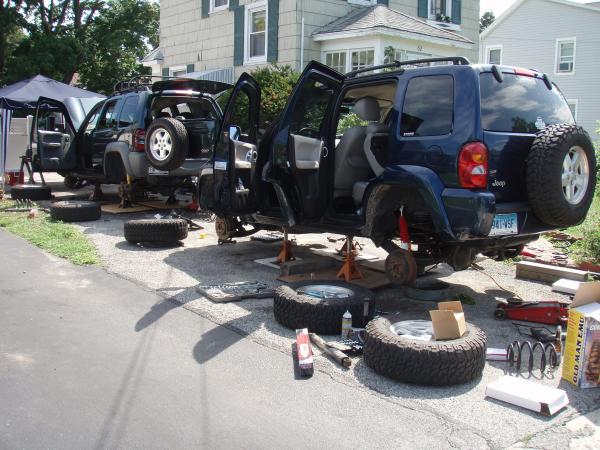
[480,0,593,17]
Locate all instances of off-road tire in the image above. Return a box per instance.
[364,317,487,386]
[124,219,188,244]
[50,201,101,222]
[10,184,52,200]
[526,124,597,227]
[273,281,374,335]
[145,118,189,171]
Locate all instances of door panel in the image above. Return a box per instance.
[33,99,77,171]
[213,73,261,216]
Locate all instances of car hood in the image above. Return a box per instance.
[151,79,232,96]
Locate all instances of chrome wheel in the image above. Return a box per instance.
[390,320,434,341]
[149,128,173,161]
[562,145,589,205]
[297,284,354,300]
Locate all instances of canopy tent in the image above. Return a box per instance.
[0,75,104,188]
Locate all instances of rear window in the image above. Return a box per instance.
[401,75,453,136]
[480,73,574,133]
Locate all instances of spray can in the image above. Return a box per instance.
[341,310,352,339]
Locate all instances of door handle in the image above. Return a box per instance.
[321,146,329,158]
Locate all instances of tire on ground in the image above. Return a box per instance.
[124,219,188,244]
[50,201,101,222]
[526,124,597,227]
[10,184,52,200]
[273,281,374,335]
[145,118,189,171]
[364,317,487,386]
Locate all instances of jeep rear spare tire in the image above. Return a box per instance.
[526,124,597,227]
[50,201,101,222]
[10,184,52,200]
[124,219,188,244]
[145,118,189,171]
[273,281,374,335]
[364,318,486,386]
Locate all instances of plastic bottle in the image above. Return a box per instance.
[341,310,352,339]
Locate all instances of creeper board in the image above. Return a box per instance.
[196,281,274,303]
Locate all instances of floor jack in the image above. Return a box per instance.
[337,236,363,282]
[276,228,295,264]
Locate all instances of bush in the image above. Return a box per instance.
[250,64,300,129]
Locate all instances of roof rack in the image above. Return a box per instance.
[346,56,471,78]
[112,75,196,95]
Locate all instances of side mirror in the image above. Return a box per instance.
[229,125,241,141]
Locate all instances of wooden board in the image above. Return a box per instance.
[515,261,588,283]
[278,265,390,290]
[136,200,188,210]
[101,203,151,214]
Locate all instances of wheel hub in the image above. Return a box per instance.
[297,284,354,300]
[561,145,589,205]
[390,320,434,341]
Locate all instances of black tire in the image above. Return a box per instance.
[50,201,101,222]
[10,184,52,200]
[63,176,78,190]
[526,124,597,227]
[145,118,189,171]
[124,219,188,244]
[364,317,487,386]
[273,281,374,335]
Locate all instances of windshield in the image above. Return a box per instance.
[479,72,574,133]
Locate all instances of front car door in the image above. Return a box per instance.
[265,61,344,226]
[32,98,77,171]
[213,73,261,216]
[87,98,122,167]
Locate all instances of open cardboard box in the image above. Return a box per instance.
[429,301,467,340]
[562,281,600,389]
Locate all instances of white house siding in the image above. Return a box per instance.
[480,0,600,138]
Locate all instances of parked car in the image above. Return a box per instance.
[200,58,597,284]
[30,77,232,201]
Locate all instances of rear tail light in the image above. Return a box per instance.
[458,142,488,189]
[132,128,145,152]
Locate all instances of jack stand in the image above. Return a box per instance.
[276,228,295,264]
[89,183,103,201]
[166,189,178,205]
[118,178,134,209]
[337,235,363,282]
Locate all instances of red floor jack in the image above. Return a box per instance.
[494,298,569,325]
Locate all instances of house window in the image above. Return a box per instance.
[556,38,575,74]
[169,65,187,78]
[486,46,502,65]
[325,52,347,74]
[351,49,374,71]
[384,49,404,64]
[567,100,578,121]
[210,0,229,13]
[429,0,451,22]
[245,2,267,63]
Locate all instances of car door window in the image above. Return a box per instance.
[289,79,334,140]
[97,100,119,130]
[400,75,453,136]
[83,103,103,134]
[118,96,138,128]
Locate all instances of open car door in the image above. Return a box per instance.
[264,61,344,226]
[213,73,261,217]
[32,97,78,172]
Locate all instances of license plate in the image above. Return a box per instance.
[489,213,518,236]
[148,167,169,175]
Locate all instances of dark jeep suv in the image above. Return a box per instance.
[31,77,231,199]
[202,58,596,284]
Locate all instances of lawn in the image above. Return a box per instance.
[0,200,100,265]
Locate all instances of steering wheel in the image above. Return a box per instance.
[298,127,319,138]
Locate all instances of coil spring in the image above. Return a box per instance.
[507,341,560,374]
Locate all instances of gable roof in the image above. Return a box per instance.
[481,0,600,39]
[313,5,473,45]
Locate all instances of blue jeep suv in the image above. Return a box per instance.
[201,57,597,284]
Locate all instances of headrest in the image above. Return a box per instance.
[354,96,380,122]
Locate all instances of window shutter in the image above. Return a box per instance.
[452,0,461,24]
[418,0,427,18]
[377,0,389,5]
[229,0,238,11]
[267,0,279,63]
[187,63,195,73]
[202,0,209,18]
[233,6,244,66]
[162,67,169,77]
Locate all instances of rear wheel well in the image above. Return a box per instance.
[104,152,127,183]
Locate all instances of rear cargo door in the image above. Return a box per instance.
[33,97,77,171]
[213,72,261,216]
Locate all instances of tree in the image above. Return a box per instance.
[0,1,26,82]
[480,11,495,33]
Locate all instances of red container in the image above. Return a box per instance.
[4,171,24,186]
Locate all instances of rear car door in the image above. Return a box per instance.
[213,73,261,216]
[265,61,344,226]
[33,98,77,171]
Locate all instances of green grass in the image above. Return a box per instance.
[566,195,600,238]
[0,200,100,265]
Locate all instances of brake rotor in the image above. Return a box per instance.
[385,249,417,285]
[215,216,236,242]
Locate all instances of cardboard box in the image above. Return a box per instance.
[486,376,569,416]
[562,282,600,389]
[429,301,467,340]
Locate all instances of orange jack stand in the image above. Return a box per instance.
[337,236,363,281]
[276,229,295,264]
